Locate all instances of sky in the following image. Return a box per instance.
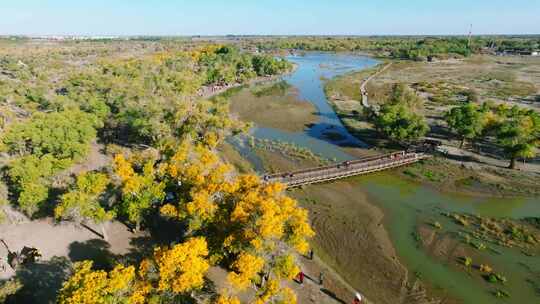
[1,0,539,36]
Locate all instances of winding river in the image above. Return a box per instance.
[229,53,540,303]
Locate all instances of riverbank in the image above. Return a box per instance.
[324,55,540,197]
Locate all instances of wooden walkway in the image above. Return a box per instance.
[264,151,429,187]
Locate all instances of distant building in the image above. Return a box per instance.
[496,49,540,56]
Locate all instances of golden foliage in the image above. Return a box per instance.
[63,141,313,304]
[59,238,211,304]
[215,294,241,304]
[113,153,165,226]
[228,253,265,290]
[253,279,297,304]
[57,261,135,304]
[153,237,210,293]
[480,264,493,273]
[273,254,300,280]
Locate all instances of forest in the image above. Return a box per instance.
[257,36,540,60]
[0,41,306,303]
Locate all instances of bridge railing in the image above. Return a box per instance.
[265,151,408,179]
[285,155,422,186]
[265,152,428,186]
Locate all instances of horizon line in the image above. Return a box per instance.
[2,33,540,38]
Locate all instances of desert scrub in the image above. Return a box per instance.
[431,221,442,229]
[443,212,540,251]
[485,272,507,284]
[414,81,468,104]
[493,289,510,299]
[0,182,8,223]
[400,158,449,184]
[462,256,473,267]
[471,241,487,250]
[325,69,371,101]
[445,213,470,226]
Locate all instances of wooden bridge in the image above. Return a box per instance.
[264,151,430,187]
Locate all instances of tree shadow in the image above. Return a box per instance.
[143,208,187,245]
[121,209,188,264]
[320,288,346,304]
[6,256,71,304]
[124,236,155,264]
[68,239,116,270]
[31,187,66,220]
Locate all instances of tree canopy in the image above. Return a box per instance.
[496,108,540,169]
[55,172,115,225]
[374,84,429,143]
[445,103,487,148]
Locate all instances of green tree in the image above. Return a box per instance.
[374,84,429,143]
[2,110,99,161]
[445,103,486,148]
[55,172,115,240]
[252,55,291,76]
[497,110,540,169]
[7,154,67,216]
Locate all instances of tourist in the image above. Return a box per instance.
[296,271,305,284]
[352,292,363,304]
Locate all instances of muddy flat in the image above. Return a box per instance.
[229,84,319,133]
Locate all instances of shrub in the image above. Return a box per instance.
[463,256,473,267]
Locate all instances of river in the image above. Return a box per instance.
[227,52,540,303]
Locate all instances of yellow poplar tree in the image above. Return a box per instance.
[152,237,210,294]
[55,172,115,240]
[113,153,165,230]
[157,141,314,302]
[57,261,136,304]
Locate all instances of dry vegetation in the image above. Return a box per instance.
[325,55,540,196]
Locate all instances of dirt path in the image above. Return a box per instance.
[361,63,392,108]
[206,253,369,304]
[0,217,142,281]
[441,144,540,173]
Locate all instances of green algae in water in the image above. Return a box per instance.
[354,172,540,304]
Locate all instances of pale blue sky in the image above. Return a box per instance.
[1,0,538,36]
